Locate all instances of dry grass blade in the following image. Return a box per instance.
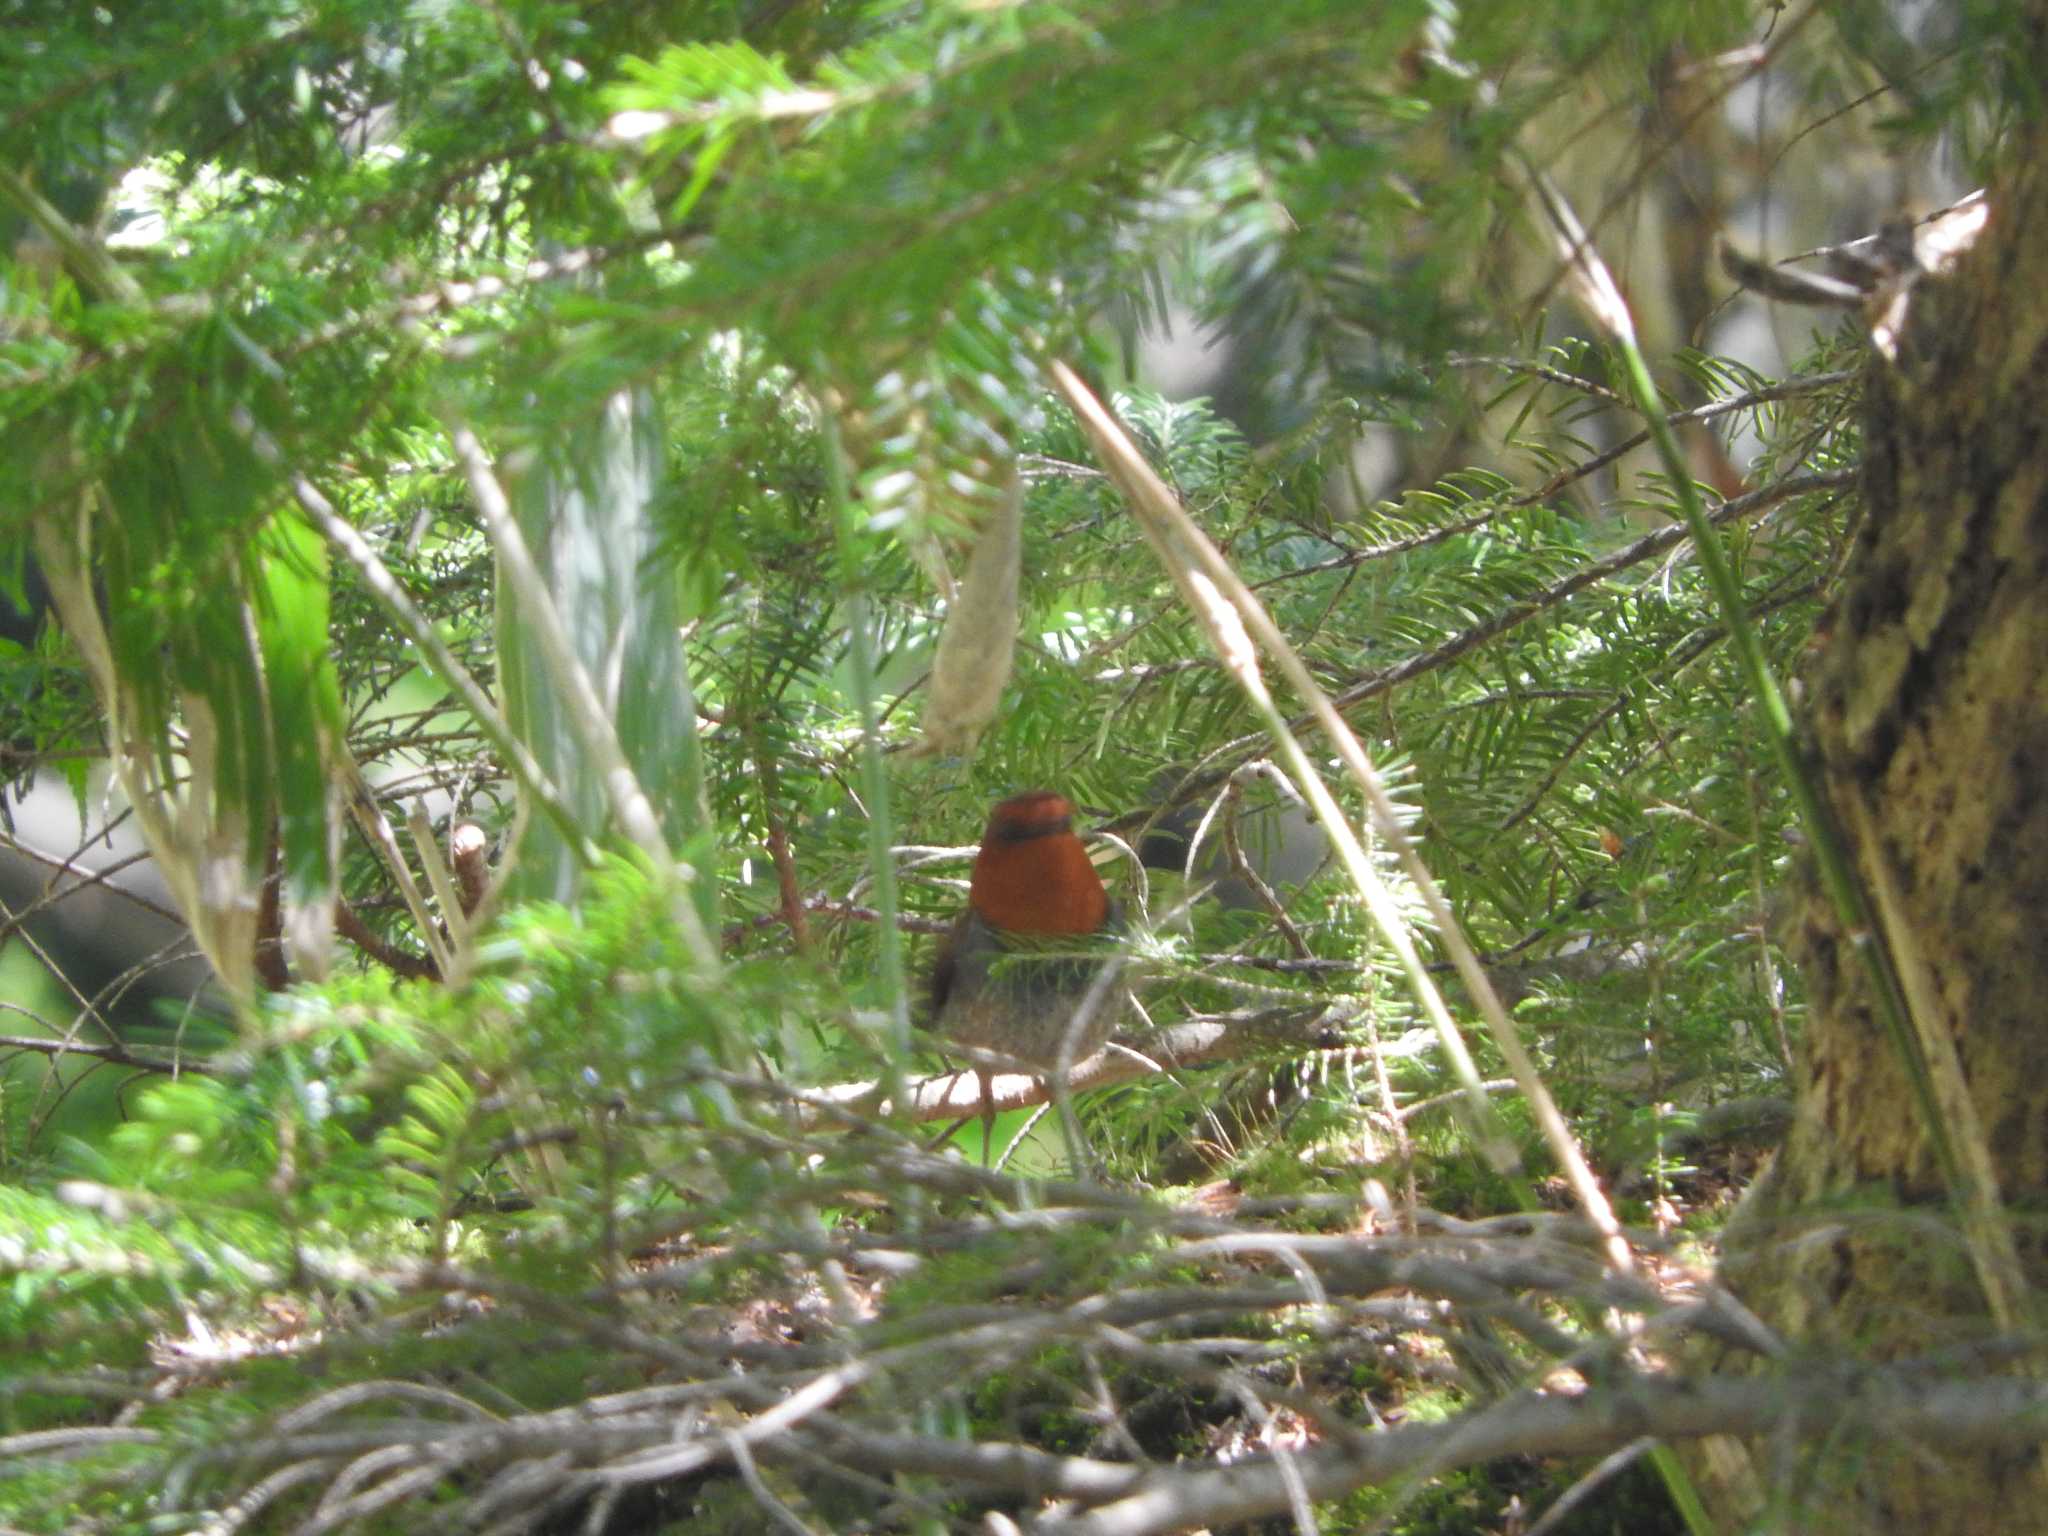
[1046,361,1633,1277]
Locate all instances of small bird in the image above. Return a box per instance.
[929,791,1125,1145]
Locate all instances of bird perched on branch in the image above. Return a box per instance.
[929,791,1127,1144]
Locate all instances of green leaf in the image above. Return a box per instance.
[253,508,342,905]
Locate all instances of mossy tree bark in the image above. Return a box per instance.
[1704,51,2048,1532]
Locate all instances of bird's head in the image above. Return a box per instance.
[967,790,1111,936]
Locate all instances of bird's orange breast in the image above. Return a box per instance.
[927,790,1122,1070]
[967,831,1110,936]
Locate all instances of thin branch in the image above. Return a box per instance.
[1326,468,1851,713]
[1033,1366,2048,1536]
[1249,368,1851,594]
[1498,575,1827,830]
[0,1033,209,1075]
[805,1007,1359,1124]
[0,833,179,938]
[333,900,439,981]
[720,896,953,948]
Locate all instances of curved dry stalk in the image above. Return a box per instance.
[1048,360,1631,1277]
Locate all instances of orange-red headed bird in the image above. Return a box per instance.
[930,791,1124,1088]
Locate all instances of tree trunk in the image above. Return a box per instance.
[1704,70,2048,1532]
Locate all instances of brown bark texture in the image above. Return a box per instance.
[1705,83,2048,1532]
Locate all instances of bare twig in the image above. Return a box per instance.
[333,901,439,981]
[0,1033,209,1075]
[807,1007,1361,1124]
[1326,469,1851,715]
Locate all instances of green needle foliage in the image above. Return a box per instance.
[0,1,2029,1532]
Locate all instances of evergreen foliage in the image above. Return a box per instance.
[0,1,2015,1531]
